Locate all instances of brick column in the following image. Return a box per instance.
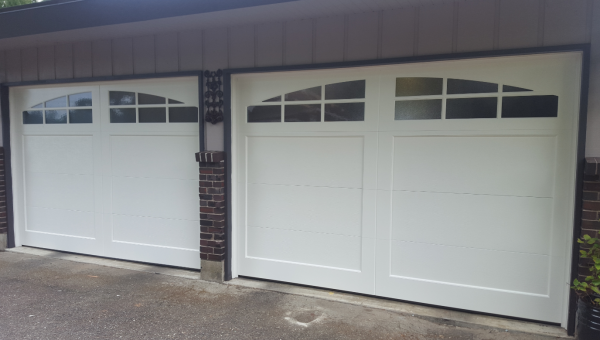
[0,148,7,251]
[196,151,226,282]
[581,158,600,281]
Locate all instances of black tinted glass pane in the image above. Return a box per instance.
[446,97,497,119]
[45,110,67,124]
[285,86,321,101]
[168,98,183,104]
[284,104,321,122]
[69,109,93,123]
[32,103,43,109]
[109,91,136,105]
[23,111,43,124]
[447,79,498,94]
[69,92,92,107]
[110,108,136,123]
[502,96,558,118]
[169,107,198,122]
[248,106,281,122]
[324,103,365,121]
[139,107,166,123]
[396,78,443,97]
[395,100,442,120]
[263,96,281,102]
[139,93,166,105]
[503,85,533,92]
[325,80,366,100]
[45,96,67,108]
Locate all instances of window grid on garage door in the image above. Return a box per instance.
[394,78,558,120]
[247,80,367,123]
[22,92,93,124]
[108,91,199,124]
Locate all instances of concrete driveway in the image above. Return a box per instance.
[0,251,565,340]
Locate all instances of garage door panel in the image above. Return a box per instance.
[111,177,198,221]
[26,173,95,212]
[247,136,364,188]
[390,136,557,197]
[24,135,94,175]
[110,135,198,180]
[390,191,553,254]
[107,237,200,268]
[247,226,363,271]
[377,243,560,322]
[388,240,550,295]
[26,206,95,238]
[247,183,363,237]
[111,214,199,250]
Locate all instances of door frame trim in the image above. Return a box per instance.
[0,70,205,247]
[222,44,591,335]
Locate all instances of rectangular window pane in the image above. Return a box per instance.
[23,110,43,124]
[69,92,92,107]
[447,79,498,94]
[248,106,281,123]
[324,103,365,122]
[325,80,365,100]
[285,104,321,122]
[395,100,442,120]
[110,108,136,123]
[396,78,443,97]
[501,96,558,118]
[45,96,67,108]
[69,109,93,123]
[446,97,497,119]
[109,91,136,105]
[139,107,166,123]
[45,110,67,124]
[169,107,198,122]
[285,86,321,101]
[138,93,166,105]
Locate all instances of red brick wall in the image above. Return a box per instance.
[0,148,7,235]
[196,151,226,262]
[580,158,600,280]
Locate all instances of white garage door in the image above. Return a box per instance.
[10,77,201,269]
[232,53,583,324]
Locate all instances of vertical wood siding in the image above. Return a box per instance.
[456,0,496,52]
[38,46,55,81]
[112,38,133,76]
[284,20,312,65]
[2,1,591,86]
[132,36,155,75]
[73,42,92,78]
[0,0,593,151]
[381,8,416,58]
[55,43,73,79]
[92,40,112,77]
[314,16,345,63]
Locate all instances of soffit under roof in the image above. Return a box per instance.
[0,0,456,51]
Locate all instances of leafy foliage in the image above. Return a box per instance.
[1,0,39,9]
[572,234,600,306]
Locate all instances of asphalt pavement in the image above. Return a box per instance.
[0,251,564,340]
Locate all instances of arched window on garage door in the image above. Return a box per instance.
[393,78,558,120]
[247,80,367,123]
[108,91,199,123]
[22,92,93,124]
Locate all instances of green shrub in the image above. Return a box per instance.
[572,234,600,306]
